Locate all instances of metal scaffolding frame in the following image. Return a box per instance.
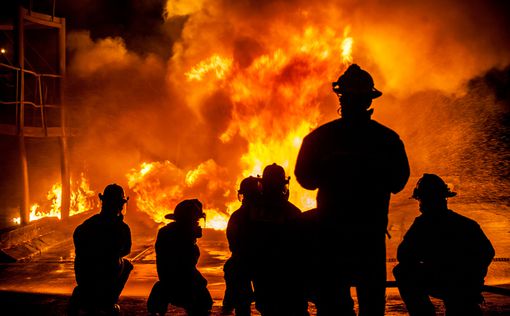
[0,6,70,225]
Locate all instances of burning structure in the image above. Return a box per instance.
[0,0,509,232]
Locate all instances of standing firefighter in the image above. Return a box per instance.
[222,176,262,315]
[69,183,133,316]
[393,174,494,316]
[295,64,410,315]
[147,199,213,316]
[251,163,309,316]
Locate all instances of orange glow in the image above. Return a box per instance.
[12,174,97,224]
[218,26,354,212]
[125,26,356,229]
[126,161,231,230]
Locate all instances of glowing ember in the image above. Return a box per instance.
[12,173,97,224]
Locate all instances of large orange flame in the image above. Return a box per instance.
[126,26,353,229]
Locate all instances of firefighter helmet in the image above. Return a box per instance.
[99,183,128,204]
[332,64,382,98]
[262,163,289,187]
[238,176,262,202]
[412,173,457,200]
[165,199,206,222]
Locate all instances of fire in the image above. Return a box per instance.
[341,26,353,65]
[70,175,97,216]
[216,26,353,211]
[126,26,354,229]
[127,161,232,230]
[12,173,97,224]
[185,54,233,81]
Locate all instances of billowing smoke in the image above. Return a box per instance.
[60,0,509,225]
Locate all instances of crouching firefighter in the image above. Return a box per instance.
[393,174,495,316]
[68,183,133,316]
[147,199,213,316]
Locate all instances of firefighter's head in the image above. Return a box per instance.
[99,183,128,216]
[332,64,382,119]
[238,176,262,204]
[412,174,456,214]
[165,199,206,224]
[262,163,290,200]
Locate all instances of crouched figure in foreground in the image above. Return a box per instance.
[69,183,133,316]
[394,174,495,316]
[147,199,213,316]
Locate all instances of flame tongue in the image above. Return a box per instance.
[12,174,97,225]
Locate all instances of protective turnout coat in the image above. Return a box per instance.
[295,118,410,229]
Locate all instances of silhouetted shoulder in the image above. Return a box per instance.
[368,120,402,140]
[444,209,484,230]
[414,209,480,229]
[157,222,177,238]
[302,119,342,141]
[80,214,102,226]
[74,214,102,239]
[284,200,302,217]
[303,118,402,142]
[228,207,248,226]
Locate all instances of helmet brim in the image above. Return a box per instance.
[371,88,382,99]
[446,191,457,198]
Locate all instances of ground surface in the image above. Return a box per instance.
[0,200,509,315]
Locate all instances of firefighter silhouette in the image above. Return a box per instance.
[222,176,262,315]
[295,64,410,315]
[147,199,213,316]
[250,163,309,316]
[393,174,494,316]
[68,183,133,316]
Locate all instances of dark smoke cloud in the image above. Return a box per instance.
[0,0,175,57]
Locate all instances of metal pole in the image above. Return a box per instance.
[58,17,70,219]
[52,0,56,22]
[16,6,30,225]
